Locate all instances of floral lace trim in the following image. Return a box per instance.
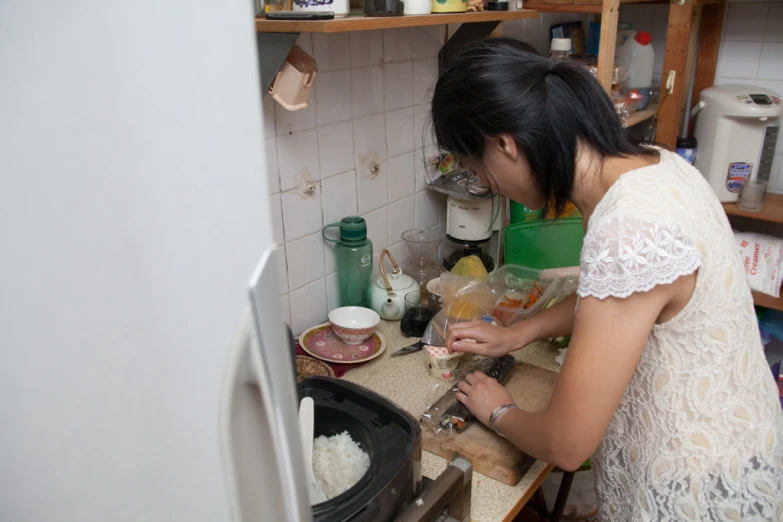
[578,212,701,300]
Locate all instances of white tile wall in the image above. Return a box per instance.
[265,30,446,334]
[351,31,384,68]
[265,137,279,194]
[351,65,386,118]
[318,121,355,178]
[716,41,763,79]
[383,28,415,63]
[286,232,326,290]
[315,69,352,127]
[277,129,320,191]
[386,107,415,157]
[384,61,414,111]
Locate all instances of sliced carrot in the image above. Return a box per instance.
[523,291,539,309]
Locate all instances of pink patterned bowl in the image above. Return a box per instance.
[328,306,380,345]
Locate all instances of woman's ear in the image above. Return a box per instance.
[494,133,520,162]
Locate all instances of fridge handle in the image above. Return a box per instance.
[218,248,312,522]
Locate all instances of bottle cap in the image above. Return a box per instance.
[338,216,367,243]
[634,31,652,45]
[677,137,697,149]
[550,38,572,52]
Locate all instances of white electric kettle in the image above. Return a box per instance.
[370,249,416,320]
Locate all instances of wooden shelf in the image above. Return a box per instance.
[624,103,659,128]
[723,193,783,224]
[524,0,665,14]
[753,291,783,312]
[526,0,714,13]
[255,10,537,33]
[522,3,602,13]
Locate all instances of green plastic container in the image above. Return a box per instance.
[504,217,585,270]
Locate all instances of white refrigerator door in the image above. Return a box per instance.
[219,248,312,522]
[0,0,283,520]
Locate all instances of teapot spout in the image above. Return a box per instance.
[381,295,400,318]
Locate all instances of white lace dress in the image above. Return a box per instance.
[577,150,783,521]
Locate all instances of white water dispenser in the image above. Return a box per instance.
[692,84,781,202]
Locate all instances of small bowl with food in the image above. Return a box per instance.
[328,306,380,345]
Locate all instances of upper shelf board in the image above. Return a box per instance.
[524,0,719,14]
[255,10,538,33]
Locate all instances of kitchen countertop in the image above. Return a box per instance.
[341,320,562,522]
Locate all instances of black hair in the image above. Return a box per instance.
[430,38,656,216]
[491,37,540,56]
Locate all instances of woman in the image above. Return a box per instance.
[433,39,783,520]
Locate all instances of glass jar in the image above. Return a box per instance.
[263,0,291,12]
[365,0,404,16]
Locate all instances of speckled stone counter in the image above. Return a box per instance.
[342,320,562,522]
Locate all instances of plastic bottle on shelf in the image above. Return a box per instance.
[549,38,573,62]
[323,216,373,308]
[617,31,655,110]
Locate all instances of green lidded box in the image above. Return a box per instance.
[504,216,585,270]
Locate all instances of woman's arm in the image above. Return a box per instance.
[446,292,578,357]
[519,291,578,342]
[456,274,695,470]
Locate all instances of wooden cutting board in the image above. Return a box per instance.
[421,362,558,486]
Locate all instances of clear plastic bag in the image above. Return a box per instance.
[419,355,518,438]
[420,276,498,347]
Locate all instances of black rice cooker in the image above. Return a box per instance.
[298,378,422,522]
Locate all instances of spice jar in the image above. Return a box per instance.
[365,0,404,16]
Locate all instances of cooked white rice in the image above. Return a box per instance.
[312,430,370,501]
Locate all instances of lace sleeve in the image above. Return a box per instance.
[578,212,701,300]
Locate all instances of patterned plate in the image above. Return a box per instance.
[295,355,336,383]
[299,323,386,364]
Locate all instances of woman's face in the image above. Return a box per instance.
[461,134,547,211]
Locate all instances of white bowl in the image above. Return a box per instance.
[328,307,380,345]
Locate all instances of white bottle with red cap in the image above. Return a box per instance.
[617,31,655,110]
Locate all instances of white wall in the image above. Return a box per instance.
[0,1,269,521]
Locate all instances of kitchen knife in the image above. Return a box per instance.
[391,340,425,357]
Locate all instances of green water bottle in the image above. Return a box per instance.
[323,216,373,308]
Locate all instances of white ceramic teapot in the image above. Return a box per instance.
[369,249,416,320]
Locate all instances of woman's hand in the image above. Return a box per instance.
[445,321,528,356]
[455,371,515,427]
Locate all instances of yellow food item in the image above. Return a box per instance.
[446,296,482,321]
[542,201,578,220]
[449,255,489,279]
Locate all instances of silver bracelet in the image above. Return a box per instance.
[489,404,519,438]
